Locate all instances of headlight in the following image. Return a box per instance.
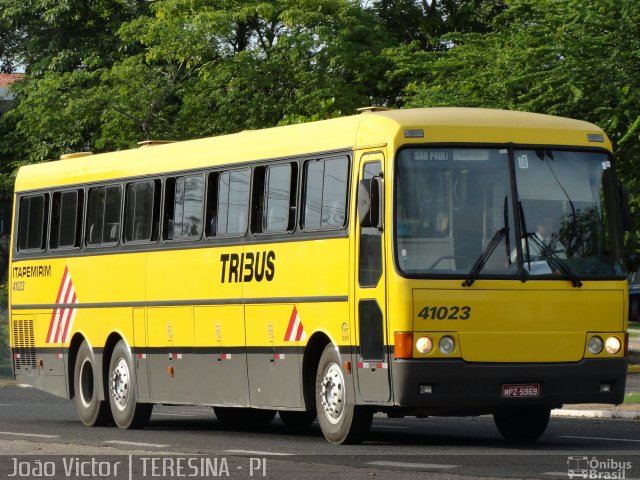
[605,336,621,354]
[588,336,604,355]
[439,336,455,355]
[416,336,433,354]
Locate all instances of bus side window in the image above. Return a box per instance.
[251,163,297,234]
[163,174,204,241]
[359,162,382,287]
[124,180,159,243]
[50,190,83,250]
[17,193,49,252]
[302,157,349,230]
[87,185,122,247]
[215,168,250,237]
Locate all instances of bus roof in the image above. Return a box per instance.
[15,107,611,192]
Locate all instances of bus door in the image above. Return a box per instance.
[354,154,390,402]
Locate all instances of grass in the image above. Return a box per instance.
[624,393,640,404]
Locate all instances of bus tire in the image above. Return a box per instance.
[493,406,550,443]
[279,410,317,428]
[107,340,153,429]
[315,344,372,444]
[73,341,112,427]
[214,407,276,426]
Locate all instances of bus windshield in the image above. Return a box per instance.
[394,147,625,281]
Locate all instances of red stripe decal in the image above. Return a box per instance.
[46,266,68,343]
[53,276,73,343]
[295,321,304,342]
[60,292,76,343]
[284,306,297,341]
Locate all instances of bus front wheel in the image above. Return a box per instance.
[73,341,112,426]
[315,344,372,444]
[107,340,153,429]
[493,406,551,443]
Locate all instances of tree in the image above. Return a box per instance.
[373,0,505,50]
[0,0,152,75]
[119,0,396,135]
[0,15,19,73]
[3,0,397,163]
[0,0,157,162]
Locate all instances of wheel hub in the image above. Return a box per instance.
[321,363,344,424]
[110,358,130,411]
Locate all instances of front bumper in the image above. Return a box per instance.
[392,358,627,414]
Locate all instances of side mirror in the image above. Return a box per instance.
[358,176,383,229]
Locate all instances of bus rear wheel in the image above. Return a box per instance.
[73,341,112,426]
[493,406,551,443]
[107,340,153,429]
[315,344,372,444]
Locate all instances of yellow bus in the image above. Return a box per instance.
[9,107,629,444]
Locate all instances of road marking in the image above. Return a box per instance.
[152,412,197,417]
[225,449,294,457]
[0,431,59,438]
[104,440,170,448]
[368,461,459,470]
[560,435,640,443]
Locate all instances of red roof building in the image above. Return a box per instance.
[0,73,23,88]
[0,73,23,113]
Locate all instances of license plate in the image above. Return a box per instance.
[502,383,540,398]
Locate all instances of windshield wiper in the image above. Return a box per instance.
[519,202,532,272]
[503,196,512,266]
[527,234,583,287]
[463,196,510,287]
[518,200,582,287]
[462,228,505,287]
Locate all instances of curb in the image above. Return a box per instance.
[552,409,640,420]
[629,364,640,374]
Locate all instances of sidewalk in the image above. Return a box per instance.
[554,402,640,420]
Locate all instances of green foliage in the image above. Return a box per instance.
[0,0,152,75]
[374,0,506,50]
[131,0,396,135]
[0,0,398,163]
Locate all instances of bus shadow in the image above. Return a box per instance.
[142,415,546,448]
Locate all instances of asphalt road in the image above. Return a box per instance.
[0,385,638,480]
